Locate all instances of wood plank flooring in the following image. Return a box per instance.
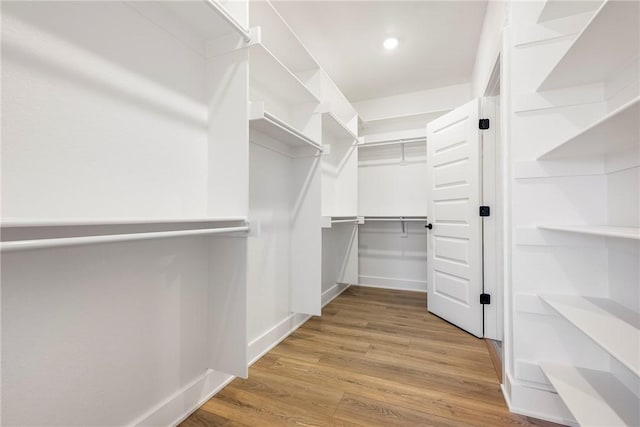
[181,286,562,427]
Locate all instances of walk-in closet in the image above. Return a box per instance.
[1,1,638,426]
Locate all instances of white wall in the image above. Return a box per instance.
[471,1,509,97]
[359,221,428,292]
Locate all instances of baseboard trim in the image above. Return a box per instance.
[133,369,235,427]
[136,286,352,426]
[504,372,578,427]
[321,282,351,307]
[357,276,427,293]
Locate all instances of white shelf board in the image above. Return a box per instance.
[249,103,321,150]
[249,1,318,74]
[249,43,319,105]
[537,0,601,23]
[538,97,640,160]
[538,225,640,240]
[126,1,249,53]
[541,363,640,427]
[540,294,640,376]
[538,0,640,91]
[322,111,358,142]
[0,217,247,228]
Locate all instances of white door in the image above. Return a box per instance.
[426,99,483,338]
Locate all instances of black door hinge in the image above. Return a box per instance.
[479,119,490,130]
[479,206,490,217]
[480,293,491,304]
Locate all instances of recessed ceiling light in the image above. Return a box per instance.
[383,37,398,50]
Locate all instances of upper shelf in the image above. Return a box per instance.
[537,0,602,23]
[322,111,358,142]
[538,0,640,91]
[541,363,639,427]
[250,43,319,105]
[249,102,321,151]
[540,294,640,377]
[126,0,250,54]
[537,97,640,160]
[538,225,640,240]
[249,1,318,75]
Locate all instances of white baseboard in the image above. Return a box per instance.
[358,276,427,292]
[248,312,312,366]
[321,282,351,306]
[503,373,577,427]
[135,286,353,426]
[133,369,235,427]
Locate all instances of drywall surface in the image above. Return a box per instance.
[471,1,509,97]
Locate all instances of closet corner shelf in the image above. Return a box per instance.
[536,0,601,24]
[537,97,640,160]
[539,294,640,377]
[537,225,640,240]
[321,109,358,142]
[249,102,321,151]
[537,0,640,92]
[249,0,318,74]
[250,43,319,105]
[541,363,639,427]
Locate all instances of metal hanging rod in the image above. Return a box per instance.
[363,216,427,222]
[357,137,426,149]
[205,0,252,43]
[263,111,323,152]
[331,219,359,224]
[1,225,249,252]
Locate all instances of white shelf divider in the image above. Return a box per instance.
[322,110,358,142]
[538,97,640,160]
[537,0,601,24]
[541,363,640,427]
[538,0,640,91]
[249,43,319,105]
[538,225,640,240]
[249,102,321,151]
[539,294,640,376]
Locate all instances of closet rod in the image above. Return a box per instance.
[331,219,359,224]
[358,137,426,149]
[1,225,249,252]
[206,0,251,42]
[364,217,427,222]
[264,111,323,152]
[0,217,247,228]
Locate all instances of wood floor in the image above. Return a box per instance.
[181,286,560,427]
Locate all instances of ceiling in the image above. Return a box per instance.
[271,1,488,102]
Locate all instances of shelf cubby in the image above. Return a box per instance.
[541,363,639,427]
[537,0,640,92]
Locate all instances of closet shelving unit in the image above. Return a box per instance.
[522,0,640,424]
[2,1,254,425]
[536,0,601,24]
[537,0,640,91]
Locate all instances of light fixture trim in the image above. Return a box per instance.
[383,37,399,50]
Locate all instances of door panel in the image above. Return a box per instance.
[426,99,483,338]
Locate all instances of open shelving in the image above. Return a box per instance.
[539,294,640,376]
[249,43,319,105]
[126,0,250,55]
[538,0,640,91]
[541,363,639,427]
[322,110,358,142]
[536,0,601,24]
[249,102,321,151]
[537,225,640,240]
[538,97,640,160]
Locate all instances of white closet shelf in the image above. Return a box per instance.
[357,137,427,149]
[249,43,319,105]
[322,110,358,142]
[537,0,601,23]
[360,109,449,128]
[538,0,640,91]
[539,294,640,376]
[538,97,640,160]
[321,216,362,228]
[127,0,250,47]
[538,225,640,240]
[249,102,321,150]
[249,1,318,74]
[541,363,640,427]
[0,217,247,228]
